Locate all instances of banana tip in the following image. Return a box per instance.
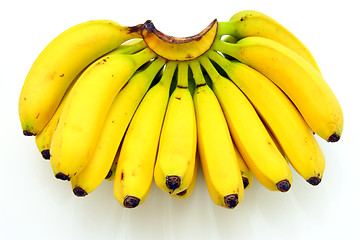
[224,194,239,208]
[276,179,291,192]
[23,130,34,136]
[327,133,340,142]
[123,195,140,208]
[166,175,181,192]
[242,177,249,189]
[307,177,322,186]
[55,172,70,181]
[41,149,50,160]
[176,189,187,196]
[73,187,88,197]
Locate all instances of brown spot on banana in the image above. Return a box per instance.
[140,19,218,61]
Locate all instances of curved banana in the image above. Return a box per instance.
[199,56,292,192]
[19,20,142,136]
[233,144,253,190]
[207,50,325,185]
[189,60,243,208]
[34,41,144,160]
[154,61,197,195]
[50,48,156,181]
[71,57,166,196]
[113,61,177,208]
[171,152,199,199]
[213,37,343,142]
[141,20,218,61]
[217,10,321,73]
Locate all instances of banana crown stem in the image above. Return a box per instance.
[141,20,218,61]
[189,61,207,86]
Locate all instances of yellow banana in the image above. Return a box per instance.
[71,57,166,196]
[207,50,325,185]
[199,56,292,192]
[154,61,197,195]
[171,151,199,199]
[19,20,142,136]
[217,10,321,73]
[189,60,243,209]
[213,37,343,142]
[113,61,177,208]
[50,48,156,181]
[34,41,144,160]
[233,144,253,190]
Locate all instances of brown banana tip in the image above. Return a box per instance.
[23,130,34,136]
[327,133,340,142]
[224,194,239,208]
[176,189,187,196]
[276,179,291,192]
[123,196,140,208]
[166,175,181,191]
[307,177,322,186]
[41,149,50,160]
[55,172,70,181]
[105,169,112,179]
[242,177,249,189]
[73,187,88,197]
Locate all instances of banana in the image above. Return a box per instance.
[34,41,144,160]
[71,57,166,196]
[171,151,199,199]
[233,143,253,190]
[19,20,142,136]
[154,61,197,195]
[113,61,177,208]
[140,19,218,61]
[213,37,343,142]
[50,48,156,181]
[199,56,292,192]
[217,10,321,73]
[189,60,243,209]
[207,50,325,185]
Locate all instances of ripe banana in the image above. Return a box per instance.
[19,20,142,136]
[50,48,156,181]
[34,40,145,160]
[199,56,292,192]
[140,20,218,61]
[154,61,197,196]
[217,10,321,73]
[190,60,243,208]
[213,37,343,142]
[207,50,325,185]
[113,61,177,208]
[71,57,166,196]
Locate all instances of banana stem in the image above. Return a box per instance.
[131,47,157,67]
[216,22,238,39]
[199,56,222,81]
[158,61,178,88]
[189,60,206,86]
[206,50,234,75]
[110,39,148,55]
[177,62,189,88]
[212,39,240,60]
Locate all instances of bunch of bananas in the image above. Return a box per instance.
[19,10,343,209]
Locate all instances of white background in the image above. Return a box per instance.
[1,0,359,239]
